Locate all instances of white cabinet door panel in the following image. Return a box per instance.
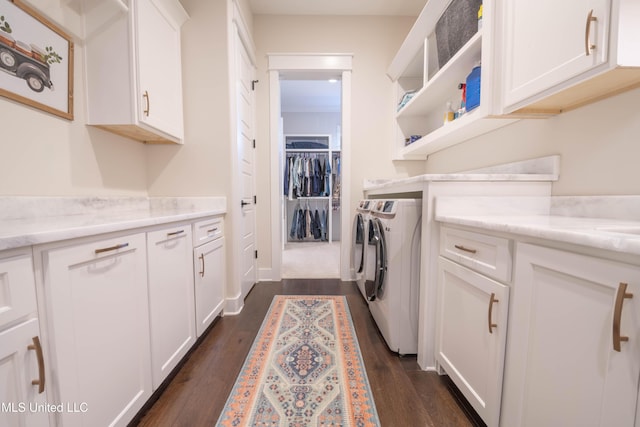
[503,0,610,108]
[437,257,509,427]
[147,225,195,388]
[0,319,49,427]
[194,237,225,337]
[45,233,152,427]
[503,243,640,427]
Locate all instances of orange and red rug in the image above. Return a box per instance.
[216,295,380,426]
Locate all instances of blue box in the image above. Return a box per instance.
[466,65,481,111]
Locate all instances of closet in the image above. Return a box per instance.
[284,135,341,243]
[279,78,342,279]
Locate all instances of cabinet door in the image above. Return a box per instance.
[502,0,610,109]
[194,237,225,337]
[45,233,151,427]
[436,257,509,427]
[147,224,195,388]
[503,243,640,427]
[0,319,49,427]
[135,0,184,140]
[0,249,37,328]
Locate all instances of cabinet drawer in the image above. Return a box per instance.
[0,248,37,329]
[193,217,224,246]
[440,226,512,282]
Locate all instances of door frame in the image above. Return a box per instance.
[268,54,353,281]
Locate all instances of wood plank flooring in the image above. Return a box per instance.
[131,279,485,427]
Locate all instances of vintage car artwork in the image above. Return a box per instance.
[0,30,54,93]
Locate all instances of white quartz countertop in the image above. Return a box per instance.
[435,196,640,256]
[364,155,560,192]
[0,196,226,251]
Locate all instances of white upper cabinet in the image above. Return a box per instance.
[502,0,640,115]
[84,0,189,144]
[388,0,517,160]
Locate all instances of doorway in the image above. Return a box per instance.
[280,79,342,278]
[268,54,352,281]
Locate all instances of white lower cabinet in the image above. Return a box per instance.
[146,224,196,388]
[42,233,152,427]
[0,319,49,427]
[502,243,640,427]
[193,236,225,337]
[437,257,509,427]
[0,248,48,427]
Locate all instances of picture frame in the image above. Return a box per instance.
[0,0,74,120]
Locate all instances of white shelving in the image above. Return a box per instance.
[389,0,517,160]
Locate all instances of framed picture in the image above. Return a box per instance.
[0,0,73,120]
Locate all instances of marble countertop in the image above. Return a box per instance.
[435,196,640,256]
[364,155,560,192]
[0,196,226,251]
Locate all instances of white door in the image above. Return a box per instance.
[236,30,257,298]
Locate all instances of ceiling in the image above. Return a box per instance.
[281,80,342,113]
[249,0,426,16]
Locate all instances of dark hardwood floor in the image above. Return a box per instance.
[132,279,485,427]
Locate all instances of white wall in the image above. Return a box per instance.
[253,14,424,273]
[425,87,640,195]
[0,2,148,196]
[146,0,232,197]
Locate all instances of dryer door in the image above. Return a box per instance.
[351,213,365,273]
[372,218,387,300]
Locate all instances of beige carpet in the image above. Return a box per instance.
[282,242,341,278]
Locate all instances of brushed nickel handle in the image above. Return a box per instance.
[207,228,218,233]
[199,253,205,277]
[488,293,498,334]
[454,244,477,254]
[613,282,633,352]
[143,90,150,116]
[167,230,185,237]
[28,336,45,394]
[95,243,129,254]
[585,9,597,56]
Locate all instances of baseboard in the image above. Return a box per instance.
[223,292,244,315]
[258,267,276,282]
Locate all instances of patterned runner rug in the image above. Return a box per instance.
[216,295,380,426]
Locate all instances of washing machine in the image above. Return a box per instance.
[368,199,422,355]
[351,199,373,301]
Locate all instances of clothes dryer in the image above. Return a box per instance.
[368,199,422,355]
[351,199,373,301]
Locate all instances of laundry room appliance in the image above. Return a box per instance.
[368,199,422,355]
[352,200,373,301]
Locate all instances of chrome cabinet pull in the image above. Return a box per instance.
[199,254,205,277]
[207,228,218,233]
[28,336,45,394]
[95,243,129,254]
[488,293,499,334]
[167,230,185,237]
[143,90,150,116]
[613,282,633,352]
[585,9,597,56]
[454,244,477,254]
